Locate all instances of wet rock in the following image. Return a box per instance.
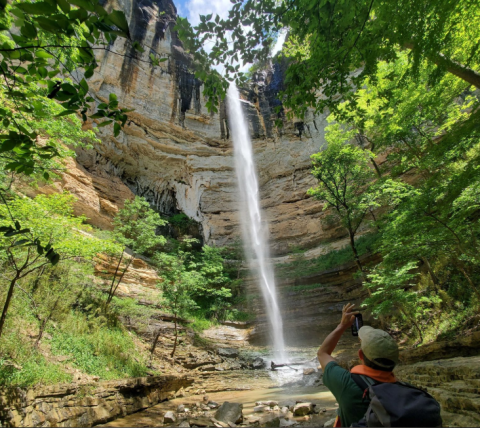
[208,401,220,409]
[253,405,269,413]
[215,402,243,424]
[256,400,278,408]
[177,404,186,413]
[178,421,190,427]
[164,411,176,423]
[293,403,313,416]
[323,417,336,427]
[218,348,239,358]
[247,415,261,425]
[211,418,229,428]
[303,368,315,376]
[264,417,281,427]
[252,357,266,370]
[189,416,212,427]
[279,419,297,427]
[280,407,289,414]
[278,400,296,411]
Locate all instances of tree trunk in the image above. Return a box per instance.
[106,253,135,308]
[171,318,178,358]
[150,328,162,357]
[457,264,480,300]
[348,231,371,293]
[421,257,440,292]
[403,43,480,89]
[0,276,18,338]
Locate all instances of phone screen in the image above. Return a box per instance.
[351,313,363,336]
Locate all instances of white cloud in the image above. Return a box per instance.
[271,29,286,57]
[186,0,232,26]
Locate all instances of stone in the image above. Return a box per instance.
[293,403,313,416]
[255,400,278,407]
[217,348,239,358]
[280,407,289,414]
[211,418,229,428]
[177,404,186,413]
[203,395,209,403]
[208,401,220,409]
[264,417,281,427]
[253,406,269,413]
[303,368,315,376]
[189,416,212,427]
[247,416,261,424]
[178,421,190,427]
[214,402,243,424]
[164,411,176,423]
[278,400,296,411]
[323,417,336,427]
[279,419,297,427]
[251,357,266,370]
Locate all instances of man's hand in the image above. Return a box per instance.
[317,302,360,370]
[340,303,359,328]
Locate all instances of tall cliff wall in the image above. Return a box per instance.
[73,0,357,257]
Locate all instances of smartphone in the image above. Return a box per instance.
[351,313,363,336]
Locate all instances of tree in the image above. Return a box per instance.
[0,192,119,338]
[154,249,199,358]
[106,197,166,307]
[0,0,137,177]
[308,129,376,277]
[176,0,480,117]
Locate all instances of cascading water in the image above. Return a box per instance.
[227,84,287,363]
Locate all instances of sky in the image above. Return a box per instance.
[175,0,286,73]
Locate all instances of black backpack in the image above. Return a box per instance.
[350,374,443,427]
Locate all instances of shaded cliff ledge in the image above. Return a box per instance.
[0,375,192,427]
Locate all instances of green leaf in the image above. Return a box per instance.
[69,0,95,12]
[106,10,129,34]
[113,122,121,136]
[35,50,54,59]
[21,22,38,38]
[55,109,77,117]
[35,16,62,33]
[16,2,57,15]
[97,120,113,127]
[13,239,30,247]
[56,0,71,13]
[109,93,117,103]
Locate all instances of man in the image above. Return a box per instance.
[317,303,399,427]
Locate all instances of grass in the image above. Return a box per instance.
[48,312,148,380]
[276,233,379,279]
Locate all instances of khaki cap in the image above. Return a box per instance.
[358,326,399,368]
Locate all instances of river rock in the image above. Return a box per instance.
[293,403,313,416]
[256,400,278,407]
[279,400,296,411]
[177,404,186,413]
[164,411,176,423]
[264,417,281,427]
[177,421,190,427]
[279,419,297,427]
[303,368,315,376]
[208,401,220,409]
[252,357,266,369]
[253,405,269,412]
[218,348,239,358]
[189,416,212,427]
[214,402,243,424]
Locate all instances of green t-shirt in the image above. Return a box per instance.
[323,361,369,427]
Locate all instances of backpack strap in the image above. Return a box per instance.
[351,374,378,401]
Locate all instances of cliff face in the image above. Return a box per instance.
[71,0,353,257]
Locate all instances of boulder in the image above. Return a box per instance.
[303,368,315,376]
[214,402,243,424]
[253,405,269,413]
[217,348,239,358]
[264,417,281,427]
[164,411,176,423]
[177,421,190,427]
[293,403,313,416]
[252,357,266,369]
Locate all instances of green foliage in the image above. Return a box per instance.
[179,0,480,118]
[276,234,379,279]
[0,0,136,176]
[113,196,166,255]
[49,311,148,379]
[168,213,196,234]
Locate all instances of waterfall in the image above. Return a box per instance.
[227,84,287,362]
